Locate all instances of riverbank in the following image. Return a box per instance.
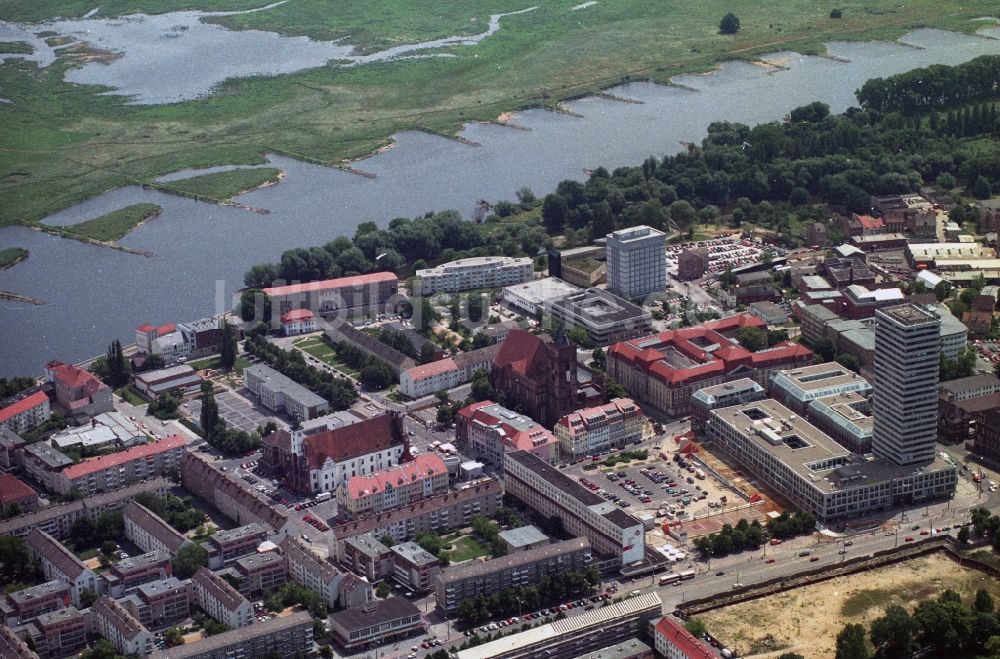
[48,202,162,242]
[1,0,997,228]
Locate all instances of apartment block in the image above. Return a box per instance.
[53,435,185,497]
[244,364,330,422]
[651,616,714,659]
[342,534,393,582]
[1,581,71,627]
[101,550,173,598]
[124,501,191,557]
[390,541,441,593]
[205,523,268,569]
[263,271,399,317]
[191,568,254,629]
[328,598,424,650]
[435,537,591,612]
[26,530,98,608]
[233,552,287,597]
[149,610,313,659]
[554,398,644,461]
[91,595,155,658]
[456,400,559,471]
[0,389,51,435]
[24,607,88,659]
[415,256,533,295]
[120,578,192,631]
[339,453,449,518]
[503,452,644,566]
[44,360,113,418]
[690,379,767,436]
[280,536,345,609]
[0,625,39,659]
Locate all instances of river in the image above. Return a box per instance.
[1,26,999,376]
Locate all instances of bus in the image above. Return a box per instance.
[659,573,681,586]
[678,569,696,580]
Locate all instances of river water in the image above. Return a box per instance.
[1,26,999,376]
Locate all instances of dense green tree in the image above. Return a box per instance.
[835,353,860,373]
[471,368,494,402]
[0,536,34,584]
[684,617,707,637]
[668,199,697,227]
[973,175,993,199]
[812,338,837,362]
[737,326,767,352]
[359,359,395,390]
[830,8,843,18]
[375,582,391,598]
[935,280,953,301]
[976,589,996,615]
[239,289,272,324]
[219,320,238,370]
[719,12,740,34]
[542,194,568,233]
[105,339,129,388]
[835,623,871,659]
[200,386,220,437]
[163,627,184,647]
[172,544,209,579]
[591,347,606,371]
[870,604,916,659]
[79,639,125,659]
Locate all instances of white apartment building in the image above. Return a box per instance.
[554,398,644,461]
[123,501,191,556]
[244,364,330,422]
[606,225,666,299]
[0,390,51,435]
[398,344,499,399]
[191,567,254,629]
[280,537,345,609]
[415,256,533,295]
[92,595,155,658]
[26,530,99,608]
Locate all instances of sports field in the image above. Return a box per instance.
[1,0,997,228]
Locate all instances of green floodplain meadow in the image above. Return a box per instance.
[1,0,998,231]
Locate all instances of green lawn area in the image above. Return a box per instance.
[1,0,996,227]
[186,354,251,372]
[295,338,360,375]
[115,386,146,406]
[446,535,490,563]
[56,203,162,242]
[0,247,28,269]
[155,168,281,202]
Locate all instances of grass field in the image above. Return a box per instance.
[0,41,32,55]
[186,354,251,372]
[700,552,1000,658]
[115,386,147,406]
[155,168,281,202]
[294,336,360,376]
[0,0,997,228]
[58,202,161,242]
[0,247,28,269]
[447,535,491,563]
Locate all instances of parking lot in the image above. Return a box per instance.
[186,389,278,433]
[666,235,787,279]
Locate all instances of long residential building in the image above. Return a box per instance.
[191,567,254,629]
[25,530,98,608]
[328,598,424,650]
[53,435,185,496]
[608,315,813,417]
[455,592,663,659]
[456,401,560,471]
[398,343,500,399]
[44,360,113,418]
[243,364,330,422]
[150,609,313,659]
[435,537,591,612]
[414,256,533,295]
[124,501,191,556]
[262,413,407,494]
[330,478,503,558]
[120,577,192,631]
[651,616,715,659]
[263,271,399,316]
[0,625,39,659]
[0,389,51,435]
[705,398,956,522]
[91,595,155,658]
[179,453,288,533]
[554,398,644,461]
[339,453,449,518]
[0,478,169,540]
[503,451,645,567]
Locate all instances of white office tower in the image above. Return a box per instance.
[606,225,666,299]
[872,304,940,466]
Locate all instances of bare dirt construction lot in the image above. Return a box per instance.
[700,552,1000,658]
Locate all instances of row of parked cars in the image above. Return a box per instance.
[302,513,329,532]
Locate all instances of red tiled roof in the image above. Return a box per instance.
[346,453,447,500]
[608,314,809,387]
[402,357,457,381]
[493,330,548,378]
[303,414,405,469]
[281,309,316,323]
[137,324,155,333]
[0,390,48,425]
[654,616,715,659]
[136,323,176,335]
[61,434,184,479]
[0,474,38,506]
[46,360,106,391]
[856,214,885,230]
[263,272,397,297]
